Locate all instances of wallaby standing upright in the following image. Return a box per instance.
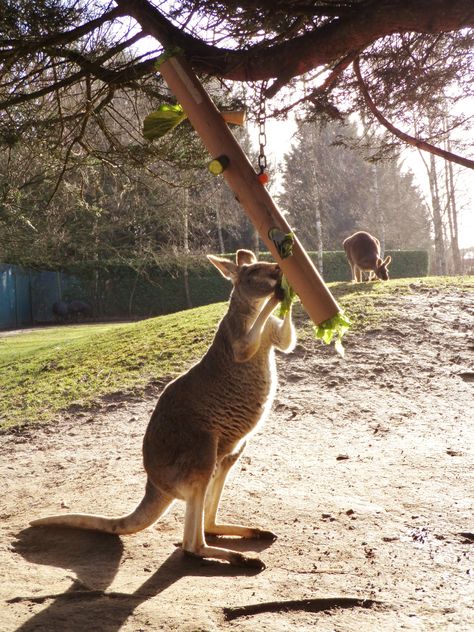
[343,231,392,282]
[31,249,296,570]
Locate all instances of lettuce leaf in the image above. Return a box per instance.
[314,312,351,358]
[278,275,297,318]
[143,104,188,140]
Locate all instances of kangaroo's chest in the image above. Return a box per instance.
[208,348,277,450]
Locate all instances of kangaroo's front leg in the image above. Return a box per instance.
[204,444,276,541]
[272,305,296,353]
[232,295,280,362]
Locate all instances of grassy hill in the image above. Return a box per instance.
[1,277,472,431]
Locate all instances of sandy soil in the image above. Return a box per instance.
[1,283,473,632]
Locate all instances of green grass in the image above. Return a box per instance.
[0,303,226,431]
[1,276,472,432]
[0,324,122,365]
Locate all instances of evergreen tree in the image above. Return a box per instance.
[278,120,431,253]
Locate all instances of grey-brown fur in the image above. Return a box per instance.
[343,231,392,282]
[31,249,296,570]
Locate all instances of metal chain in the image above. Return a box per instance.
[257,80,268,174]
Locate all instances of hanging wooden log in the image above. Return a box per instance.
[158,54,340,326]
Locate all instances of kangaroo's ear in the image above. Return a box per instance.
[236,249,257,266]
[383,255,392,266]
[376,257,383,268]
[207,255,238,281]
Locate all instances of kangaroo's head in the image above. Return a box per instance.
[208,249,282,305]
[375,255,392,280]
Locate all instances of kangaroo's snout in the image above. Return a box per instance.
[270,264,282,281]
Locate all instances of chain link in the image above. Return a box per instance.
[257,80,268,174]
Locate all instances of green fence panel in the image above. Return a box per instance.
[0,265,17,329]
[14,267,33,326]
[30,270,62,323]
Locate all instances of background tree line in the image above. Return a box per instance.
[0,98,466,276]
[278,120,431,259]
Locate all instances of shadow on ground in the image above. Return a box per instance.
[11,527,271,632]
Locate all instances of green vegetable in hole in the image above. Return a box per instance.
[277,275,297,318]
[314,312,351,358]
[143,104,188,140]
[268,228,295,259]
[276,277,350,356]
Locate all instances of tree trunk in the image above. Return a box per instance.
[315,196,324,274]
[372,162,385,256]
[309,125,324,274]
[128,268,140,318]
[251,226,260,258]
[444,136,462,274]
[215,205,225,254]
[182,188,193,308]
[428,152,447,275]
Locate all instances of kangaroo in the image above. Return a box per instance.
[31,249,296,570]
[343,231,391,282]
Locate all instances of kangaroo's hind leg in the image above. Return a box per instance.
[350,263,357,282]
[181,478,265,570]
[204,444,276,541]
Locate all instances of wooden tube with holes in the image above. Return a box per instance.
[158,55,340,325]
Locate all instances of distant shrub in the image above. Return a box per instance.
[314,251,348,282]
[1,249,430,327]
[384,250,429,279]
[312,249,428,282]
[49,249,430,318]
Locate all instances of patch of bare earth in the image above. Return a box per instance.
[1,285,473,631]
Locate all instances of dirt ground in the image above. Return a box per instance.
[1,283,473,632]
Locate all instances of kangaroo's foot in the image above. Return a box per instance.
[182,544,265,570]
[205,524,277,540]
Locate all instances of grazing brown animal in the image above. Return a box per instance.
[31,249,296,570]
[343,231,392,282]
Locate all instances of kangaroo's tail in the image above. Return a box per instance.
[30,480,174,535]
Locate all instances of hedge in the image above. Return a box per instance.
[58,249,428,319]
[316,249,429,282]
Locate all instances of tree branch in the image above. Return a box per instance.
[45,31,150,83]
[267,48,360,99]
[0,7,125,57]
[115,0,474,83]
[353,57,474,170]
[0,70,87,109]
[0,39,159,110]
